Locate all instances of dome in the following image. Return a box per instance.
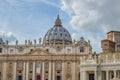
[43,15,72,45]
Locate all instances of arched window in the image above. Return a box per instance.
[80,47,84,52]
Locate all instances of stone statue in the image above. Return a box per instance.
[28,40,30,45]
[6,40,8,45]
[39,38,42,44]
[34,39,36,45]
[25,40,27,45]
[16,40,18,45]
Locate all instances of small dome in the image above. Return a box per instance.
[43,15,72,45]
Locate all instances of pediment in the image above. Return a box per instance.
[27,48,51,55]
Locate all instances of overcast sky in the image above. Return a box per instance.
[0,0,120,53]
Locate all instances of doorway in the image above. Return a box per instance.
[18,75,22,80]
[89,74,94,80]
[56,76,61,80]
[36,75,41,80]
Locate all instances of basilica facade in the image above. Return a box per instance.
[0,15,120,80]
[0,15,92,80]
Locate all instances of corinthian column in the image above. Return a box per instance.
[26,61,29,80]
[23,62,26,80]
[62,62,65,80]
[114,70,116,78]
[52,62,55,80]
[106,70,109,80]
[72,62,76,80]
[42,62,45,80]
[49,61,51,80]
[32,61,35,80]
[94,70,98,80]
[83,71,86,80]
[3,62,7,80]
[13,62,17,80]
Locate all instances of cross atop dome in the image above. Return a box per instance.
[55,14,62,26]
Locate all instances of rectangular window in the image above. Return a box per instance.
[89,74,94,80]
[67,49,71,53]
[29,63,33,69]
[36,62,41,74]
[56,62,61,70]
[45,63,49,69]
[0,48,2,53]
[80,47,84,52]
[17,62,23,70]
[10,49,13,53]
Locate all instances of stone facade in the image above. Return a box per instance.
[101,31,120,53]
[1,15,120,80]
[0,15,92,80]
[80,53,120,80]
[80,31,120,80]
